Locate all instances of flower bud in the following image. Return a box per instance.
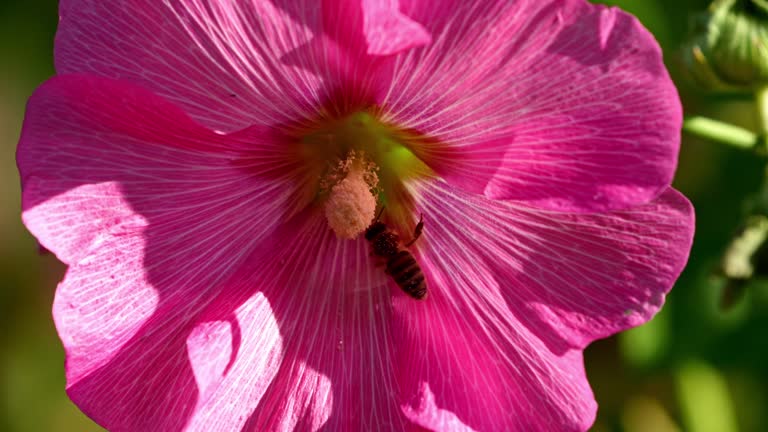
[683,0,768,90]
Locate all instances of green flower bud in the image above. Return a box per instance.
[684,0,768,90]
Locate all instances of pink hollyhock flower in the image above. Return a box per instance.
[18,1,694,431]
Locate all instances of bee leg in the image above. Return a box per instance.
[404,214,424,247]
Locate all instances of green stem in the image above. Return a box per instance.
[755,86,768,210]
[682,115,758,149]
[755,86,768,151]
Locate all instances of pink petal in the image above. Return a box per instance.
[362,0,431,56]
[391,181,692,430]
[55,1,326,132]
[401,383,476,431]
[19,74,303,266]
[419,181,693,349]
[18,74,306,429]
[184,293,285,431]
[25,2,692,430]
[382,1,681,212]
[242,213,409,430]
[323,0,430,56]
[55,1,428,134]
[54,232,284,430]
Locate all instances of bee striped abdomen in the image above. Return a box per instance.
[403,275,427,300]
[387,250,415,274]
[386,250,428,300]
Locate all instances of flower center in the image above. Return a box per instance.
[296,111,432,238]
[322,151,379,239]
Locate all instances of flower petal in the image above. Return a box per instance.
[326,0,431,56]
[184,293,285,431]
[54,231,284,430]
[56,1,434,133]
[390,181,693,430]
[242,213,411,430]
[362,0,431,56]
[19,74,302,266]
[383,1,681,212]
[55,1,327,132]
[419,181,693,350]
[18,74,307,429]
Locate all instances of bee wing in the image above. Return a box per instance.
[338,238,390,297]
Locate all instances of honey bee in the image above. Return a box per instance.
[364,208,427,300]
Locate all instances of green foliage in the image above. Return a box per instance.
[683,0,768,90]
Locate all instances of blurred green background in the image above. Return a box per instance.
[1,0,767,431]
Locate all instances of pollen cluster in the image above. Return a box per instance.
[323,152,379,239]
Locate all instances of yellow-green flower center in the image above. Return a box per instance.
[295,111,432,237]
